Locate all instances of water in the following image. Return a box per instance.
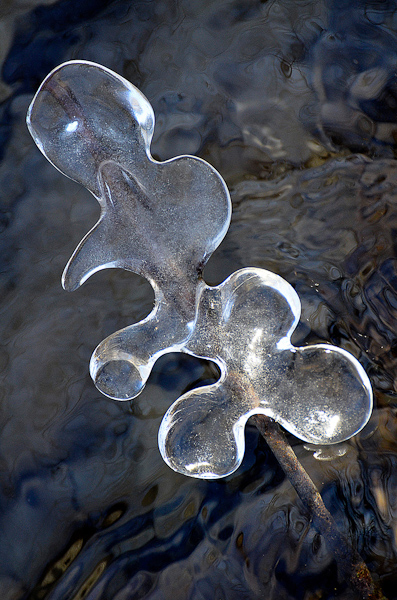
[1,0,397,598]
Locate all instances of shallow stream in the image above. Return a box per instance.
[2,1,397,598]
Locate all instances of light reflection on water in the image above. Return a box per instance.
[1,0,397,598]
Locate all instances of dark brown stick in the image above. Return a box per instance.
[252,414,386,600]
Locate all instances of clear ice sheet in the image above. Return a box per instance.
[27,60,373,479]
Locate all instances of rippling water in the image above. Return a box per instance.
[2,0,397,598]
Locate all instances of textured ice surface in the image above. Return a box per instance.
[27,61,372,478]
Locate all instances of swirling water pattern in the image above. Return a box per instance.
[2,0,397,598]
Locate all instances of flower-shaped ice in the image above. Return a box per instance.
[27,61,373,479]
[27,60,231,400]
[160,268,372,477]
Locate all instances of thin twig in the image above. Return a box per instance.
[252,414,386,600]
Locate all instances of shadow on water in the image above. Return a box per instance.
[1,0,397,598]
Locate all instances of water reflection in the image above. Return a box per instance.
[2,0,397,598]
[309,0,397,153]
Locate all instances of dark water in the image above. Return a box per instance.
[2,0,397,598]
